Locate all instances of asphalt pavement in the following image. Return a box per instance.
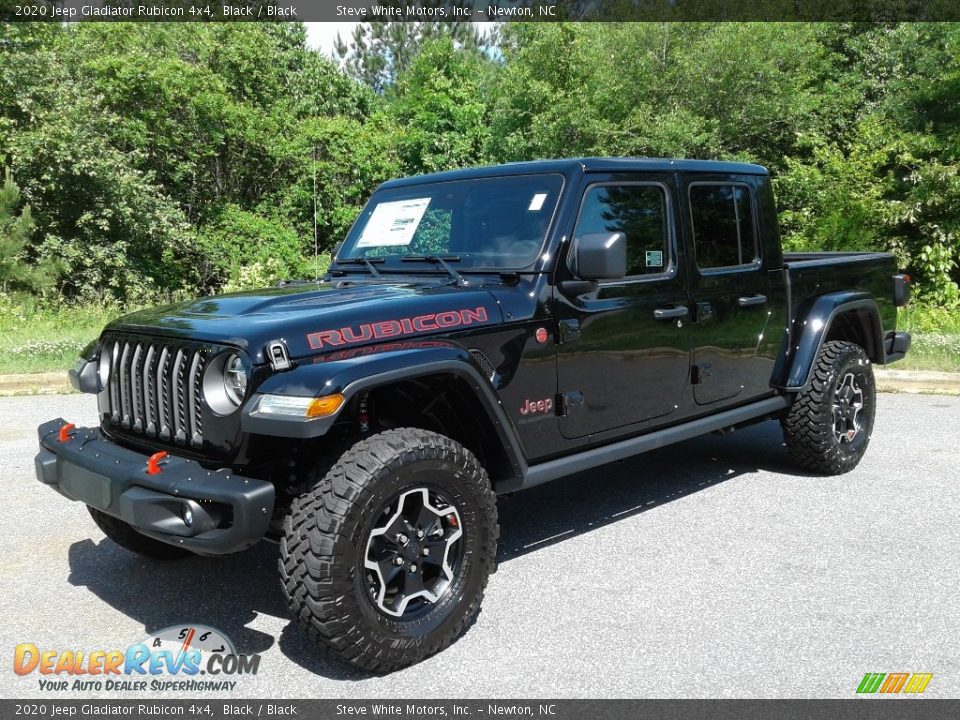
[1,392,957,699]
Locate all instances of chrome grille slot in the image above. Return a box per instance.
[158,346,172,440]
[187,351,204,447]
[130,343,144,432]
[142,344,157,437]
[173,347,187,444]
[119,341,132,429]
[103,335,210,449]
[107,340,120,423]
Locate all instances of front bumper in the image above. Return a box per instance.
[35,418,274,555]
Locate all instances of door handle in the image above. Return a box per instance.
[653,306,690,321]
[737,294,767,308]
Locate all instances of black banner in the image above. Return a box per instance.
[3,0,960,23]
[2,700,960,720]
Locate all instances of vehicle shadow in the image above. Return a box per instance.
[66,419,803,681]
[496,419,803,561]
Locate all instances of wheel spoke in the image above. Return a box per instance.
[377,558,403,586]
[420,545,445,567]
[401,568,426,597]
[415,504,441,536]
[363,486,465,618]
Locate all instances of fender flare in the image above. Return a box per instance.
[240,346,527,481]
[782,292,884,391]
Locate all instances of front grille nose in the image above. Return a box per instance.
[102,336,207,448]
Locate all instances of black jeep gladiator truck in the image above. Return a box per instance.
[36,158,911,671]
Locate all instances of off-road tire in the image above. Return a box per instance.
[782,340,876,475]
[279,428,499,673]
[87,506,192,560]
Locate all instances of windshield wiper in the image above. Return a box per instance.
[401,255,465,287]
[334,256,383,278]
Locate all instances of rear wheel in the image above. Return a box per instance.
[782,340,876,475]
[279,428,498,672]
[87,506,192,560]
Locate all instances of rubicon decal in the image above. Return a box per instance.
[307,306,490,350]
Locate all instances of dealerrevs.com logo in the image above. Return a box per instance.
[14,625,260,693]
[856,672,933,695]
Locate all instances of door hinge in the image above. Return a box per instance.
[557,391,583,416]
[558,319,581,344]
[696,301,714,323]
[691,363,712,384]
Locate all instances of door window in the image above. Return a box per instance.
[689,184,757,270]
[574,184,670,278]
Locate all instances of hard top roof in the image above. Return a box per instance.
[379,157,768,190]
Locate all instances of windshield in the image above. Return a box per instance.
[336,174,564,270]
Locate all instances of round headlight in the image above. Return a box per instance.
[223,353,248,407]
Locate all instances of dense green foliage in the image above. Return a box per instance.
[334,16,490,94]
[1,21,959,309]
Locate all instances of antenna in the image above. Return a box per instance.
[312,147,319,283]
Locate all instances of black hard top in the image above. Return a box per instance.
[380,157,768,190]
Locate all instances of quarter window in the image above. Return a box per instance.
[689,184,757,269]
[574,184,669,277]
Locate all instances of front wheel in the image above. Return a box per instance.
[279,428,498,672]
[782,340,876,475]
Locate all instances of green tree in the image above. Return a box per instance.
[0,167,51,292]
[386,38,493,174]
[335,17,489,93]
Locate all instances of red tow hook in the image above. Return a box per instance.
[57,423,76,443]
[146,451,169,475]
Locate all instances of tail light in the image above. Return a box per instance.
[894,273,911,307]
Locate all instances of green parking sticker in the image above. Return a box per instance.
[645,250,663,268]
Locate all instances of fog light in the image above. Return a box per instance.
[183,506,194,528]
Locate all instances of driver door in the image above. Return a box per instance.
[555,175,693,440]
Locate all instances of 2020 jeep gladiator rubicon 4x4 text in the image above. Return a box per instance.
[36,158,911,671]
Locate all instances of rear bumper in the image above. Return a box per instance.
[883,331,911,364]
[35,418,274,555]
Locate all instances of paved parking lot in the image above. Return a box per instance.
[1,392,957,698]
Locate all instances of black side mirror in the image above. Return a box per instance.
[574,232,627,280]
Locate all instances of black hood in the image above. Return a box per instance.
[106,279,504,362]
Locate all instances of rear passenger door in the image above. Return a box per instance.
[681,177,774,406]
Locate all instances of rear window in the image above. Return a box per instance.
[689,184,757,269]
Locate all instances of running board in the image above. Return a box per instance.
[505,395,791,493]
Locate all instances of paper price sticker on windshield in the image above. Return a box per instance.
[357,198,431,247]
[645,250,664,268]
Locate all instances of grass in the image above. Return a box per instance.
[895,303,960,372]
[1,293,958,375]
[0,295,124,375]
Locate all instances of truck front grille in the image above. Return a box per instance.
[102,336,206,447]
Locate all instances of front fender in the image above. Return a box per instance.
[240,344,526,478]
[782,292,883,390]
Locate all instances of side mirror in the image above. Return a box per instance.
[574,232,627,280]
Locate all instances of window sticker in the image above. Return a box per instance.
[356,198,431,248]
[528,192,548,211]
[645,250,664,268]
